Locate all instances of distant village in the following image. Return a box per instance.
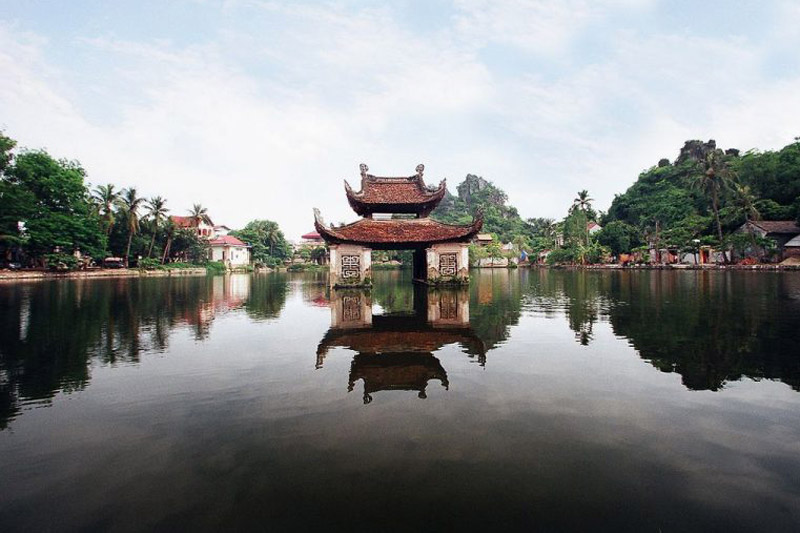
[2,129,800,276]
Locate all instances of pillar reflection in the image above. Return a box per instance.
[316,286,485,403]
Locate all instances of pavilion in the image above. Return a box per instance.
[314,164,483,287]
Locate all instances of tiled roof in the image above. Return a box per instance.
[750,221,800,235]
[301,231,322,240]
[314,211,482,246]
[345,174,446,215]
[170,215,197,228]
[209,235,247,247]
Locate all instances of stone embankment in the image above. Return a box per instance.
[0,268,208,282]
[540,263,800,271]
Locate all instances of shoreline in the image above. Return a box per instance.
[0,268,209,283]
[480,263,800,271]
[2,262,798,283]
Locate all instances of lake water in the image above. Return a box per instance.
[1,269,799,531]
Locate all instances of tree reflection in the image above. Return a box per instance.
[0,274,290,428]
[604,271,800,391]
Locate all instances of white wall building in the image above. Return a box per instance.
[208,235,251,266]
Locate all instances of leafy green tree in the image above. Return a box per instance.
[563,208,588,246]
[2,150,105,263]
[169,228,209,263]
[596,220,639,256]
[117,188,145,266]
[231,220,290,266]
[0,131,16,175]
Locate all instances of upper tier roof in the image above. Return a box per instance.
[313,208,483,249]
[344,163,446,217]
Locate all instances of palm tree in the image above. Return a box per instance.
[264,221,280,256]
[93,184,119,236]
[161,218,176,264]
[188,203,212,227]
[692,150,735,243]
[733,183,761,258]
[146,196,169,258]
[572,190,594,245]
[117,187,145,267]
[572,189,594,212]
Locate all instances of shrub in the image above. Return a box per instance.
[45,253,79,271]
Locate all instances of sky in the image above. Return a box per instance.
[1,0,799,240]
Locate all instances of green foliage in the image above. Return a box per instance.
[432,174,529,243]
[138,257,161,270]
[1,148,105,263]
[231,219,290,266]
[546,247,576,265]
[563,209,588,246]
[205,261,227,274]
[596,220,640,256]
[169,229,209,264]
[604,139,800,249]
[44,252,79,271]
[468,243,488,264]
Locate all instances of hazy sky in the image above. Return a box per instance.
[1,1,799,239]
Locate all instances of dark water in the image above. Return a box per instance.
[1,269,799,531]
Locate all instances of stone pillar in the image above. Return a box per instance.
[329,244,372,288]
[425,243,470,285]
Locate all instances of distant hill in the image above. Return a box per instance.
[431,174,528,243]
[603,139,800,241]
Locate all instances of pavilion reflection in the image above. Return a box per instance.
[316,287,485,403]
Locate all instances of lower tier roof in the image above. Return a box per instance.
[313,208,483,247]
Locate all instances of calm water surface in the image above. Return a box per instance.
[1,270,799,531]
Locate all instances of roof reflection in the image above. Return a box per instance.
[316,287,485,402]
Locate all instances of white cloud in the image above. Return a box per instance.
[1,2,798,239]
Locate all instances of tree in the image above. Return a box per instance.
[231,220,290,266]
[2,150,105,263]
[188,203,212,226]
[571,190,594,244]
[596,221,639,257]
[692,150,735,243]
[145,196,169,258]
[117,187,145,266]
[0,131,16,175]
[161,218,176,264]
[572,189,594,213]
[93,184,119,237]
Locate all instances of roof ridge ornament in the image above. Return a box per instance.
[415,164,424,178]
[360,163,369,179]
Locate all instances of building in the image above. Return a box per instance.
[208,235,251,267]
[170,215,215,238]
[474,234,493,246]
[296,231,325,250]
[587,221,602,235]
[213,225,232,236]
[738,220,800,260]
[314,164,483,287]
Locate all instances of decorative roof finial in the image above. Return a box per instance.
[416,164,424,178]
[359,163,369,178]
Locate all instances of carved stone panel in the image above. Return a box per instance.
[439,253,457,276]
[341,254,361,279]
